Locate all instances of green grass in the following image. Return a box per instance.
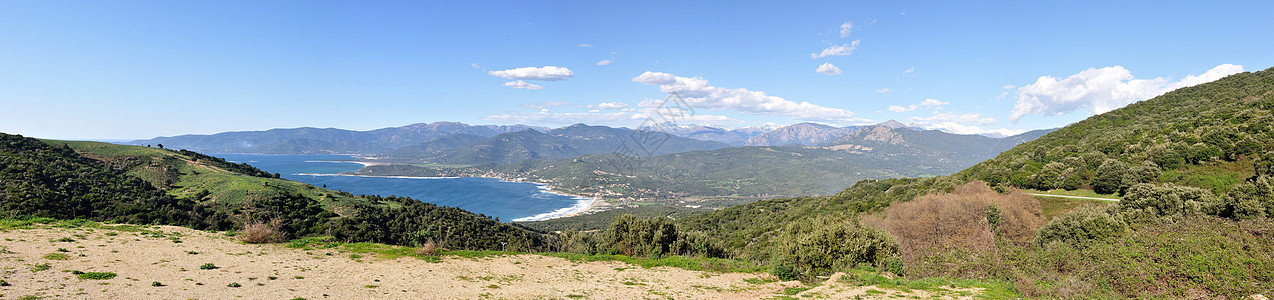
[838,267,1018,299]
[781,287,811,295]
[76,272,117,280]
[43,253,70,260]
[1159,158,1254,195]
[1025,188,1121,200]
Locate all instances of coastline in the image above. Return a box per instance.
[296,172,605,221]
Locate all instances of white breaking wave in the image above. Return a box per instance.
[511,193,596,222]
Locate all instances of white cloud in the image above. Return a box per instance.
[577,44,594,47]
[1009,64,1243,122]
[920,122,1026,137]
[810,40,860,59]
[919,98,948,106]
[521,101,571,109]
[902,67,914,75]
[470,63,481,69]
[816,63,842,75]
[596,102,629,110]
[596,59,612,66]
[888,105,918,112]
[1002,84,1016,89]
[876,88,891,93]
[485,109,741,128]
[489,66,575,81]
[502,80,543,90]
[888,98,946,113]
[632,71,865,123]
[909,111,996,126]
[839,22,853,38]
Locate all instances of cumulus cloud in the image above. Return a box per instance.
[816,63,842,75]
[489,66,575,81]
[485,109,741,128]
[810,40,860,59]
[902,67,914,75]
[596,102,629,110]
[596,59,612,66]
[503,80,543,90]
[888,105,917,112]
[876,88,891,93]
[919,98,948,106]
[1009,64,1243,122]
[887,98,947,113]
[522,101,571,109]
[920,122,1026,137]
[839,22,853,38]
[577,43,594,47]
[632,71,864,123]
[909,111,996,126]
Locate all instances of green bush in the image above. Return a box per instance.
[1036,205,1127,246]
[773,217,898,278]
[199,263,217,270]
[1219,175,1274,219]
[1119,183,1218,220]
[1092,159,1128,195]
[770,262,798,281]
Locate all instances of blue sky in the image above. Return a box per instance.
[2,1,1272,140]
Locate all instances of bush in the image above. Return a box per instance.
[770,262,799,281]
[1219,175,1274,219]
[199,263,217,270]
[1092,159,1128,195]
[414,241,440,256]
[1119,183,1218,220]
[1036,205,1127,246]
[238,219,286,244]
[774,216,898,278]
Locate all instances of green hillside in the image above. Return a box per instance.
[2,133,552,251]
[960,66,1274,195]
[672,67,1274,298]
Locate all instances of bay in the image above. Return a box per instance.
[215,154,591,222]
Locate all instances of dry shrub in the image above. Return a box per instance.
[238,219,286,244]
[415,241,440,256]
[862,181,1043,277]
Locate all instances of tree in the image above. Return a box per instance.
[157,143,164,149]
[1092,159,1128,195]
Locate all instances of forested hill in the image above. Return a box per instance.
[959,66,1274,195]
[0,133,551,251]
[672,67,1274,299]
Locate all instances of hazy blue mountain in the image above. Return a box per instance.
[418,124,730,165]
[129,122,546,154]
[744,122,864,146]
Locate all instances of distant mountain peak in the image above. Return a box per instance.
[878,120,906,129]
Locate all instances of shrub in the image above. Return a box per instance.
[414,241,439,256]
[769,262,799,281]
[1036,205,1127,246]
[774,216,897,278]
[1119,183,1218,220]
[1092,159,1129,195]
[151,281,163,287]
[238,219,286,244]
[1219,175,1274,219]
[199,263,217,270]
[228,282,241,287]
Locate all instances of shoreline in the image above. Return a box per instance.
[295,172,604,221]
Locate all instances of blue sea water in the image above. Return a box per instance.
[215,154,591,222]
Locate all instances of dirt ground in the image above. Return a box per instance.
[0,225,979,299]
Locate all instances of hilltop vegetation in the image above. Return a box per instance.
[961,66,1274,196]
[671,67,1274,298]
[1,133,551,251]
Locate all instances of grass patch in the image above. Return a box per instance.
[43,253,70,260]
[838,266,1018,299]
[29,263,51,272]
[781,287,811,295]
[77,272,117,280]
